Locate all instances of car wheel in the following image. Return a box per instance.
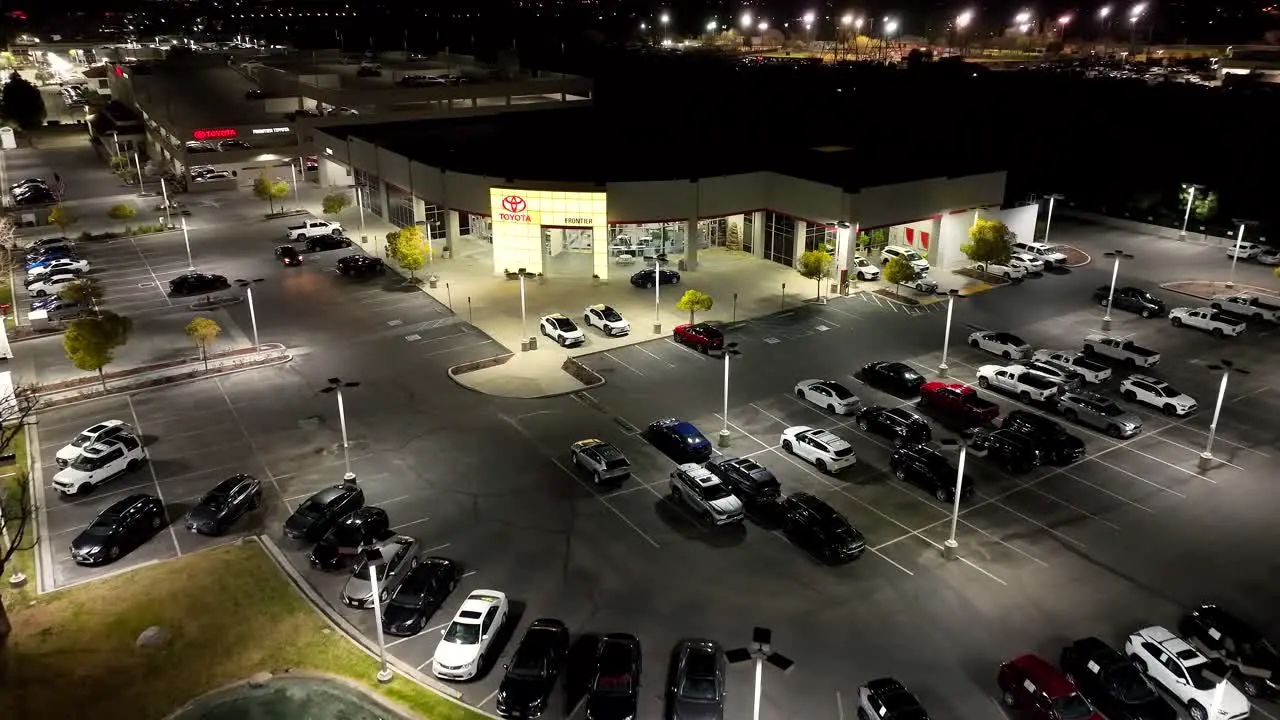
[1122,389,1136,401]
[782,440,793,454]
[644,281,654,289]
[380,588,390,602]
[1129,654,1146,672]
[34,290,46,297]
[857,418,869,431]
[332,228,342,236]
[795,388,805,398]
[1240,677,1262,697]
[1172,317,1183,327]
[1140,308,1153,318]
[1107,425,1123,438]
[1001,351,1012,359]
[109,546,120,560]
[1098,298,1109,307]
[969,338,979,348]
[978,376,990,388]
[1002,690,1016,707]
[583,314,591,324]
[815,458,828,473]
[250,493,263,510]
[935,486,950,502]
[76,483,91,496]
[894,467,907,481]
[1064,409,1077,421]
[1163,404,1178,416]
[827,404,836,413]
[1211,327,1224,338]
[1083,345,1096,355]
[1019,391,1031,403]
[1189,702,1208,720]
[1254,312,1265,321]
[857,709,870,720]
[1210,303,1222,311]
[151,516,162,529]
[1003,272,1012,279]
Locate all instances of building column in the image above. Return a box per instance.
[412,196,427,225]
[444,209,460,251]
[684,218,699,270]
[751,211,765,259]
[836,221,858,285]
[927,216,942,266]
[793,220,807,268]
[375,180,391,219]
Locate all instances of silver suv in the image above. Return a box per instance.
[569,439,632,484]
[1056,391,1142,438]
[669,464,745,525]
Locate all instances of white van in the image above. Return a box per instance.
[1010,241,1069,266]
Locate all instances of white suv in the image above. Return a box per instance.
[879,245,930,273]
[1011,241,1069,266]
[1120,374,1197,416]
[1126,626,1250,720]
[583,304,630,336]
[669,464,745,525]
[52,434,147,496]
[55,419,132,467]
[780,426,856,474]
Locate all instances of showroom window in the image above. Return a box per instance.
[700,218,728,248]
[458,213,470,237]
[354,169,383,218]
[764,212,796,267]
[386,184,415,228]
[609,222,686,257]
[741,213,753,254]
[424,203,445,240]
[804,222,835,254]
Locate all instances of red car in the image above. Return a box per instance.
[998,654,1103,720]
[918,381,999,428]
[673,322,724,354]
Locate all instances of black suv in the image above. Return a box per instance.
[586,634,643,720]
[282,483,365,541]
[1001,410,1086,465]
[184,473,263,536]
[308,506,392,570]
[336,254,386,277]
[1060,637,1176,720]
[968,428,1043,474]
[703,457,781,507]
[889,444,974,503]
[779,492,866,564]
[70,494,167,566]
[854,406,932,445]
[1093,286,1166,318]
[629,267,680,288]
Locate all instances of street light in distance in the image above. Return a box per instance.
[1100,249,1135,331]
[234,278,266,350]
[1199,359,1249,470]
[319,377,361,483]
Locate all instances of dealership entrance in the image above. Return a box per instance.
[489,188,609,278]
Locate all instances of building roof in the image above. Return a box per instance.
[129,65,277,128]
[320,105,998,190]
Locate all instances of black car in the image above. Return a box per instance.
[168,272,230,295]
[859,678,932,720]
[308,506,392,570]
[70,494,167,566]
[968,428,1043,473]
[184,473,263,536]
[282,483,365,541]
[703,457,781,507]
[1060,637,1176,720]
[1094,286,1166,318]
[1001,410,1086,465]
[646,418,713,463]
[586,634,643,720]
[854,406,932,445]
[10,178,48,193]
[356,66,382,77]
[306,234,352,252]
[861,361,926,395]
[26,246,76,264]
[245,88,265,99]
[779,492,866,564]
[889,444,974,502]
[1179,604,1280,698]
[336,254,386,278]
[496,618,570,718]
[382,556,464,637]
[666,638,726,720]
[630,267,681,288]
[274,245,302,266]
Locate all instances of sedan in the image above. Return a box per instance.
[26,257,88,279]
[630,267,680,288]
[26,245,76,264]
[646,418,713,463]
[975,260,1027,279]
[860,361,926,395]
[586,634,643,720]
[184,473,263,536]
[341,535,419,609]
[969,331,1033,360]
[673,322,724,353]
[168,272,230,296]
[381,556,464,637]
[70,494,167,566]
[496,618,570,718]
[1060,637,1176,720]
[27,273,81,297]
[794,378,861,415]
[305,234,352,252]
[282,483,365,542]
[14,189,56,205]
[854,406,932,445]
[336,254,386,278]
[274,245,302,266]
[1009,252,1045,273]
[666,638,726,720]
[432,589,510,681]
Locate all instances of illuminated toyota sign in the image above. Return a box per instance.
[192,128,238,140]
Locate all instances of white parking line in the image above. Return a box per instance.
[665,339,713,361]
[127,396,182,557]
[479,688,501,708]
[603,477,666,499]
[1160,421,1270,457]
[1089,456,1188,499]
[1059,469,1155,514]
[395,515,431,530]
[126,238,174,307]
[423,339,494,357]
[386,634,420,648]
[636,345,676,367]
[421,543,451,553]
[603,352,645,376]
[1146,433,1242,468]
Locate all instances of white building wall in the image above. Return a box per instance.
[991,204,1039,247]
[769,176,846,223]
[377,148,412,190]
[936,212,976,269]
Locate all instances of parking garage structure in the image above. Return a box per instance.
[310,105,1041,284]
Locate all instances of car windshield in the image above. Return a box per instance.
[70,453,111,471]
[701,483,732,501]
[326,523,365,546]
[1152,385,1180,398]
[296,499,327,519]
[83,520,119,537]
[349,558,376,580]
[825,383,855,399]
[1185,664,1220,691]
[601,307,623,321]
[604,457,629,470]
[681,676,718,701]
[442,621,480,645]
[902,250,922,261]
[1111,666,1157,703]
[853,258,871,267]
[1051,693,1094,720]
[507,649,549,679]
[552,317,575,331]
[1097,402,1124,417]
[389,584,427,608]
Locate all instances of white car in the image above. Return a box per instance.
[1225,240,1262,260]
[1009,252,1045,273]
[880,245,930,273]
[903,274,938,293]
[1125,626,1250,720]
[195,171,233,181]
[669,463,745,525]
[539,313,585,347]
[850,256,880,281]
[27,273,83,297]
[431,589,509,681]
[974,260,1027,279]
[1031,350,1112,383]
[27,257,89,279]
[1011,241,1069,266]
[1120,374,1197,416]
[51,434,147,496]
[1169,307,1246,338]
[794,379,861,415]
[1210,294,1280,322]
[55,419,133,468]
[779,426,856,474]
[330,106,359,116]
[968,331,1033,361]
[583,304,630,336]
[976,364,1062,403]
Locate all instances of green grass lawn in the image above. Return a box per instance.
[0,542,488,720]
[0,281,14,332]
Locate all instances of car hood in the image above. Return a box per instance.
[707,495,745,516]
[52,467,89,484]
[586,693,637,720]
[498,675,553,708]
[343,576,374,600]
[381,602,423,628]
[1213,682,1251,716]
[55,445,82,462]
[433,639,481,667]
[670,698,723,720]
[185,502,223,526]
[283,512,317,536]
[69,531,109,555]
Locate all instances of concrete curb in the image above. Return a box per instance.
[159,670,425,720]
[1061,245,1093,268]
[37,353,292,410]
[1159,280,1280,302]
[445,354,607,399]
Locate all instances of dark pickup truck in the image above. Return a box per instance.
[917,381,1000,428]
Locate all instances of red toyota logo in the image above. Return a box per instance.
[192,128,238,141]
[501,196,527,213]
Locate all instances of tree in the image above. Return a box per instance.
[185,316,222,370]
[797,249,834,301]
[387,225,429,279]
[251,173,290,214]
[321,192,352,215]
[48,205,76,232]
[0,216,17,276]
[676,289,714,325]
[0,384,40,654]
[1,72,46,130]
[62,311,132,390]
[106,203,136,220]
[881,255,918,295]
[961,218,1015,265]
[1178,186,1220,223]
[58,279,103,311]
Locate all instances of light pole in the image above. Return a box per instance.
[160,177,173,229]
[1042,193,1064,245]
[1098,5,1113,55]
[956,11,973,56]
[1100,249,1134,331]
[1057,14,1072,41]
[726,627,795,720]
[355,185,367,244]
[936,289,961,377]
[363,545,396,684]
[1180,183,1203,239]
[111,130,121,158]
[180,216,195,270]
[660,12,670,43]
[289,160,301,211]
[652,256,663,334]
[740,11,752,33]
[802,11,816,46]
[718,342,741,447]
[1199,360,1248,470]
[1127,3,1145,45]
[937,437,970,559]
[133,151,146,195]
[1226,219,1255,289]
[706,19,717,37]
[319,378,361,483]
[883,19,899,60]
[516,267,532,345]
[235,278,265,349]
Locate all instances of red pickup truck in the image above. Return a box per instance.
[918,381,1000,427]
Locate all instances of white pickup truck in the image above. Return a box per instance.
[976,364,1062,403]
[1210,294,1280,322]
[1169,307,1246,337]
[285,219,344,241]
[1082,334,1161,368]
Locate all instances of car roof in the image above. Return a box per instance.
[544,312,569,319]
[1008,654,1077,697]
[311,484,358,503]
[211,474,253,493]
[458,590,505,615]
[103,493,156,515]
[673,421,701,436]
[81,438,129,456]
[677,463,716,483]
[809,429,849,447]
[1068,637,1125,666]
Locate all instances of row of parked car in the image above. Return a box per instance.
[10,176,58,206]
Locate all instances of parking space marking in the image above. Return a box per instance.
[126,239,174,307]
[603,475,666,499]
[1159,419,1271,458]
[479,688,501,708]
[423,340,494,357]
[602,352,645,376]
[385,634,420,648]
[395,515,431,531]
[666,339,714,361]
[421,543,451,553]
[273,456,379,483]
[636,344,676,367]
[546,452,658,548]
[44,480,158,510]
[1118,443,1217,484]
[1089,456,1188,499]
[127,396,182,556]
[1059,469,1156,514]
[1145,433,1244,471]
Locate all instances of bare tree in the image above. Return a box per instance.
[0,215,18,277]
[0,385,41,655]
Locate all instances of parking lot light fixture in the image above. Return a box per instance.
[726,627,794,720]
[1042,193,1065,245]
[1100,249,1134,331]
[1200,360,1248,469]
[707,19,718,33]
[180,216,194,270]
[741,12,752,29]
[841,13,853,27]
[758,20,769,32]
[719,342,742,447]
[1099,5,1112,19]
[319,378,361,482]
[289,161,301,211]
[937,438,969,558]
[363,546,395,684]
[1129,2,1146,18]
[160,177,173,229]
[235,278,265,350]
[652,257,662,334]
[1226,219,1255,289]
[1015,10,1032,24]
[936,288,961,377]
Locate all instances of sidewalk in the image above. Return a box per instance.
[1160,280,1280,301]
[448,350,601,398]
